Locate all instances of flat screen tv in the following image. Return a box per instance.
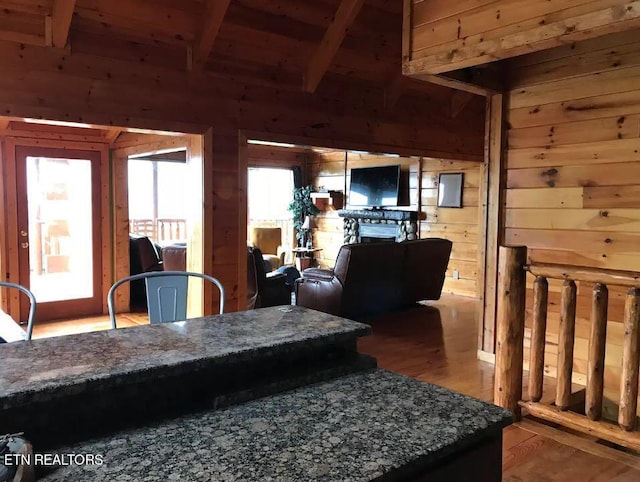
[349,165,401,207]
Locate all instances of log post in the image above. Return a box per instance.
[586,283,608,421]
[619,288,640,431]
[556,280,577,410]
[529,276,548,402]
[494,246,527,419]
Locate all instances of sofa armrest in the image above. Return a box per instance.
[295,272,343,316]
[300,268,334,282]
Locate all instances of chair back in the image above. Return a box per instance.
[0,282,37,341]
[250,227,282,255]
[108,271,224,328]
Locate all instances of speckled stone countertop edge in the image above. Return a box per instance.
[0,329,371,410]
[37,368,514,482]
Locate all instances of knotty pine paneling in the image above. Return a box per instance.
[420,158,482,298]
[310,151,483,298]
[0,22,484,316]
[406,0,640,74]
[505,30,640,417]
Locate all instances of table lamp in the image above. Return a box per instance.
[301,216,316,249]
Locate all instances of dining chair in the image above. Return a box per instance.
[0,281,37,342]
[108,271,224,328]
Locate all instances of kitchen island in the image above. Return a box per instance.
[0,306,512,481]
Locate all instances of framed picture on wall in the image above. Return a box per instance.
[437,173,463,208]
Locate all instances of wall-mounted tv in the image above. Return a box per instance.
[349,165,401,207]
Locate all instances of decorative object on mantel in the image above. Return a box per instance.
[310,190,343,210]
[437,173,464,208]
[338,209,419,244]
[287,186,319,247]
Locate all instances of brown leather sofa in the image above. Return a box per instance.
[295,238,452,319]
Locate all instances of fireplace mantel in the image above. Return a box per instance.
[338,209,419,244]
[337,209,419,222]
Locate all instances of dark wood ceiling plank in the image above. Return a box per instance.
[303,0,366,93]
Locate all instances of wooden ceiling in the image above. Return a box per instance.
[0,0,454,102]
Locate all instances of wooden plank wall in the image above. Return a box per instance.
[0,28,486,313]
[504,30,640,418]
[308,150,346,268]
[407,0,640,75]
[421,159,482,297]
[310,151,483,298]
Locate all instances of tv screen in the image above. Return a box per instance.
[349,165,400,207]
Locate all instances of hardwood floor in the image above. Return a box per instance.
[31,312,148,339]
[30,295,640,479]
[358,294,640,481]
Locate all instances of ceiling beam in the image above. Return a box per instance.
[303,0,365,93]
[192,0,231,70]
[50,0,76,48]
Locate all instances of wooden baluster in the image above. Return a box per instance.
[556,280,577,410]
[176,221,181,241]
[529,276,548,402]
[160,221,166,242]
[619,288,640,431]
[586,283,608,421]
[494,246,527,419]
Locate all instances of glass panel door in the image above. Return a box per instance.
[16,146,102,321]
[26,156,94,302]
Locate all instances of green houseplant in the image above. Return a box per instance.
[288,186,320,246]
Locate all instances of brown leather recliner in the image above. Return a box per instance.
[295,238,452,319]
[248,247,290,308]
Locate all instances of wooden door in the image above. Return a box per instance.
[15,146,103,321]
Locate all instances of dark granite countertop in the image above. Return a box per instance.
[41,369,513,482]
[0,306,370,410]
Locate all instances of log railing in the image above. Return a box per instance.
[494,245,640,451]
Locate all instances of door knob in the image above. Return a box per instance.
[20,230,28,237]
[21,242,29,249]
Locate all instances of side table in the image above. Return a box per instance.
[292,247,322,271]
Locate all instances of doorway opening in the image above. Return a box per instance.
[0,117,204,331]
[17,147,102,321]
[128,149,188,245]
[247,167,295,269]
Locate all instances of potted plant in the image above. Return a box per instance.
[288,186,320,247]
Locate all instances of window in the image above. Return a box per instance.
[128,150,187,244]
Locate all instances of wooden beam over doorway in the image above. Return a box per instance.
[104,128,122,145]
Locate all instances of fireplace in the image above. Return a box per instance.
[338,209,419,244]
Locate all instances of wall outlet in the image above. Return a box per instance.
[453,269,460,280]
